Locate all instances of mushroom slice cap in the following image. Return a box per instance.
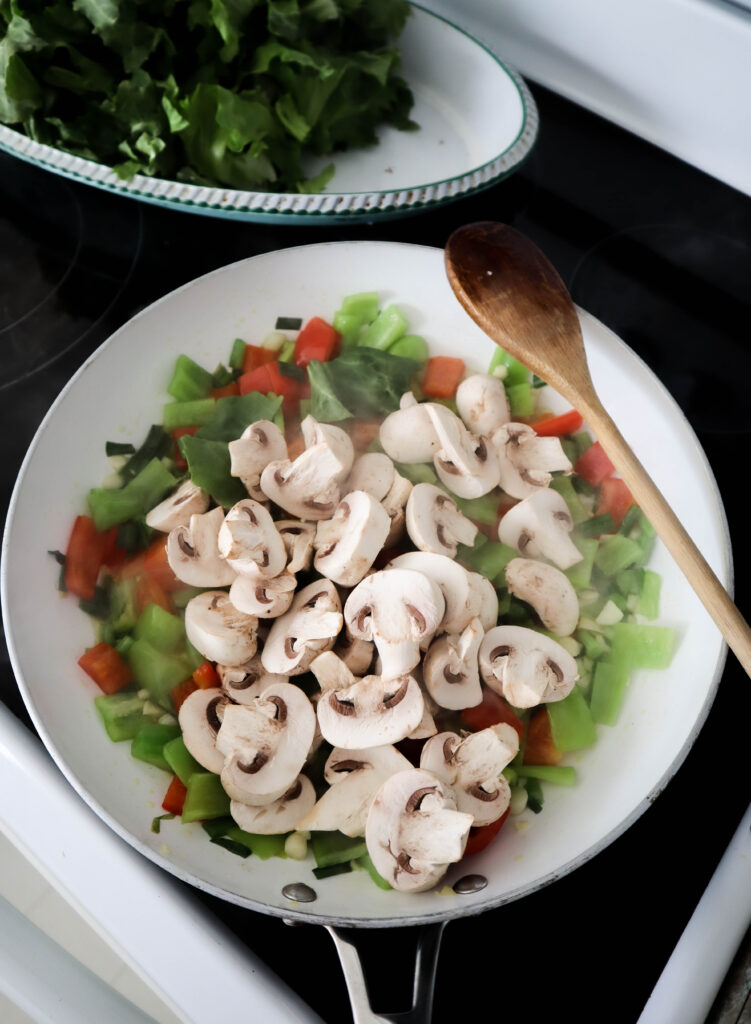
[229,572,296,618]
[498,488,583,570]
[479,625,578,708]
[217,653,288,706]
[216,682,316,804]
[230,776,316,835]
[405,483,478,557]
[493,423,573,500]
[505,558,580,636]
[166,506,237,587]
[346,453,412,546]
[300,416,355,481]
[455,374,511,436]
[344,569,445,680]
[262,579,343,676]
[228,420,288,499]
[145,479,209,533]
[217,499,287,580]
[275,520,315,573]
[422,617,484,710]
[333,629,375,676]
[365,769,473,893]
[296,745,412,838]
[420,725,518,826]
[426,404,500,499]
[309,651,357,693]
[379,398,440,464]
[467,572,500,631]
[177,688,229,774]
[313,490,391,587]
[184,590,258,667]
[387,552,477,635]
[317,672,424,749]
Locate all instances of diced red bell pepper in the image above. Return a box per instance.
[64,516,117,600]
[575,440,615,487]
[210,380,240,399]
[463,809,510,857]
[142,537,184,593]
[78,642,133,695]
[239,360,308,414]
[170,678,199,713]
[461,689,525,742]
[162,775,187,815]
[172,426,198,470]
[523,709,562,765]
[293,317,341,368]
[531,409,584,437]
[242,344,277,376]
[421,356,465,398]
[135,572,173,615]
[596,476,635,528]
[193,660,221,689]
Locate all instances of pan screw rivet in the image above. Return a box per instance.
[453,874,487,894]
[282,882,317,903]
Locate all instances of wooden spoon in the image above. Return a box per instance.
[445,221,751,676]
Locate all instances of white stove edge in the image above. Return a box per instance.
[0,703,323,1024]
[423,0,751,199]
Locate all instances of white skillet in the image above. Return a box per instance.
[0,241,730,1019]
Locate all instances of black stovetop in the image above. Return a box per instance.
[1,83,750,1024]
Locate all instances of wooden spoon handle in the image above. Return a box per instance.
[581,394,751,676]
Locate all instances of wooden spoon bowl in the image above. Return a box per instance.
[445,221,751,676]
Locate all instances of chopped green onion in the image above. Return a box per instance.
[589,659,630,725]
[488,347,529,386]
[229,338,246,371]
[506,381,534,417]
[525,777,544,813]
[550,476,590,525]
[275,316,302,331]
[638,570,661,619]
[105,441,136,457]
[311,831,367,868]
[313,862,353,880]
[151,813,175,834]
[131,722,181,772]
[210,836,252,858]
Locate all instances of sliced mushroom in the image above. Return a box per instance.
[228,420,288,500]
[217,653,288,706]
[313,491,391,586]
[407,697,438,740]
[309,651,357,693]
[387,552,478,635]
[230,776,316,835]
[420,724,519,826]
[261,579,343,676]
[467,571,500,631]
[479,625,578,708]
[166,506,236,587]
[229,572,296,618]
[493,423,572,499]
[301,416,355,481]
[259,417,354,521]
[184,590,258,667]
[275,520,315,573]
[505,557,580,636]
[426,404,501,499]
[379,395,440,463]
[422,617,484,710]
[365,769,473,893]
[346,452,413,546]
[333,629,375,676]
[217,499,288,579]
[455,374,511,436]
[405,483,478,557]
[177,688,229,773]
[216,681,316,805]
[145,479,209,533]
[344,569,445,680]
[317,671,424,749]
[498,488,583,570]
[296,745,413,837]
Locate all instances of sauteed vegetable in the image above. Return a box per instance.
[59,294,675,893]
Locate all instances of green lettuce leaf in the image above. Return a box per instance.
[307,348,420,422]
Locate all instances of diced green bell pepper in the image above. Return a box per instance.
[167,354,213,403]
[311,831,368,868]
[594,534,643,576]
[127,639,192,709]
[546,688,597,752]
[131,722,181,772]
[134,603,186,654]
[360,304,408,351]
[94,693,147,742]
[163,735,202,785]
[88,458,177,531]
[182,773,231,822]
[488,347,529,386]
[517,764,577,786]
[162,398,216,430]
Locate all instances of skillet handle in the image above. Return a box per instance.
[325,922,446,1024]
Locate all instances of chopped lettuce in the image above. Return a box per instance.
[308,348,420,422]
[0,0,416,192]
